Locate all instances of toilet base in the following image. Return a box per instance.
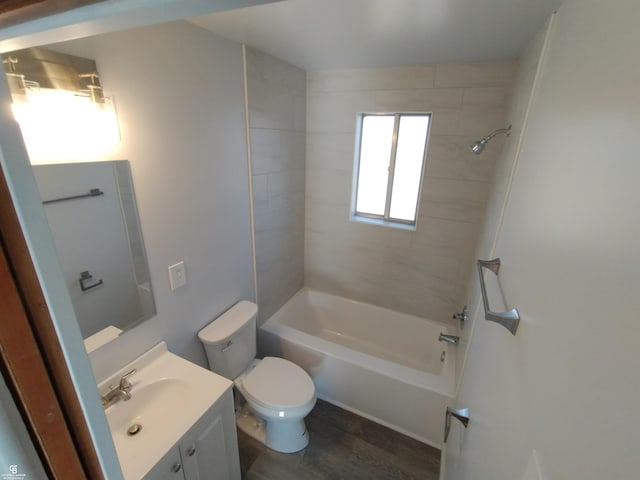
[235,404,309,453]
[236,404,267,444]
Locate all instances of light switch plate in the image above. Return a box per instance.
[168,261,187,291]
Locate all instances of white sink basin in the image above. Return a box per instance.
[107,378,188,444]
[98,342,232,479]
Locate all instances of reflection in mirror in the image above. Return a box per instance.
[32,161,156,351]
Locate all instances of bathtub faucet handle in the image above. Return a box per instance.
[452,305,468,327]
[444,406,470,442]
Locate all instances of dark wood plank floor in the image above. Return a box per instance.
[238,399,441,480]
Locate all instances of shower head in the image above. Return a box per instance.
[470,138,489,155]
[470,125,512,155]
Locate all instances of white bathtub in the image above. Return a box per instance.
[258,288,456,448]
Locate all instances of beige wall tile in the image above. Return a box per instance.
[462,87,509,111]
[381,247,458,295]
[246,47,306,132]
[342,220,413,250]
[247,48,306,324]
[255,228,302,268]
[419,178,489,223]
[247,77,305,131]
[305,231,384,277]
[250,128,305,175]
[305,61,512,323]
[253,202,304,235]
[308,65,436,93]
[268,168,305,196]
[246,47,305,89]
[410,216,479,259]
[426,135,498,182]
[457,111,510,136]
[306,91,375,133]
[374,88,464,111]
[305,201,350,233]
[257,244,304,320]
[435,61,518,88]
[429,109,460,135]
[306,132,356,172]
[305,167,352,206]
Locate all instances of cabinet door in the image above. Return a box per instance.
[143,447,185,480]
[181,389,240,480]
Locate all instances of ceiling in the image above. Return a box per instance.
[190,0,564,70]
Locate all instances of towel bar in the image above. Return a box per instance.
[43,188,104,205]
[477,258,520,335]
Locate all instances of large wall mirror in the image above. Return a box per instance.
[32,160,156,351]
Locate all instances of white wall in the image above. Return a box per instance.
[70,21,255,379]
[245,47,306,323]
[454,20,550,388]
[305,63,515,324]
[445,1,640,478]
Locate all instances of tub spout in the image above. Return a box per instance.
[439,334,459,345]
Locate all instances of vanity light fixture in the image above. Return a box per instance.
[3,56,39,102]
[3,49,120,162]
[78,72,106,105]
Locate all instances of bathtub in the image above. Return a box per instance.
[258,288,456,448]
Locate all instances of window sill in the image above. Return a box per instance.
[349,214,416,231]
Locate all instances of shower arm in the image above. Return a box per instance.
[481,127,511,142]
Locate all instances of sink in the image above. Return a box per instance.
[97,342,233,479]
[106,378,189,446]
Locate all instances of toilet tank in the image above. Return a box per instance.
[198,301,258,380]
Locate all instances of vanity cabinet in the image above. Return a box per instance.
[144,388,240,480]
[144,449,184,480]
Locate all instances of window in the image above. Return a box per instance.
[351,113,431,227]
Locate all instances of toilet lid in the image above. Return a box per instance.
[242,357,315,409]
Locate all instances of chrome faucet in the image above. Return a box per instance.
[101,369,136,409]
[438,333,460,345]
[452,305,468,327]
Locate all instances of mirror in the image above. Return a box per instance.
[32,160,156,350]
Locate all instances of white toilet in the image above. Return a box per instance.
[198,300,316,453]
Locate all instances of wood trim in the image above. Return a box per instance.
[0,241,83,478]
[0,0,105,28]
[0,0,46,16]
[0,164,103,479]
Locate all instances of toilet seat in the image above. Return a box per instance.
[241,357,315,411]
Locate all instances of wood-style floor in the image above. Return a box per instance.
[238,399,441,480]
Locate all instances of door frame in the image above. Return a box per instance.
[0,163,104,479]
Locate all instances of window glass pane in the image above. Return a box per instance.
[389,115,429,221]
[355,115,395,216]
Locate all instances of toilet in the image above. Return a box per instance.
[198,300,316,453]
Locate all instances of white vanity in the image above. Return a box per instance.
[98,342,240,480]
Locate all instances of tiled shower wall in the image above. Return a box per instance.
[245,47,306,323]
[305,62,516,324]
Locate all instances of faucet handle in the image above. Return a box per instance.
[119,369,136,390]
[452,305,468,327]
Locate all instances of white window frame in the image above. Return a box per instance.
[350,112,431,229]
